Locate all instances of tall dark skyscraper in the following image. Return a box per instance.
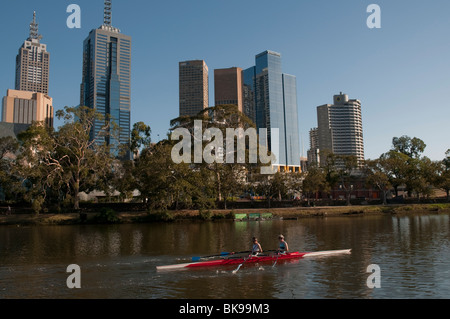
[80,0,131,157]
[214,67,243,113]
[244,50,300,172]
[179,60,209,117]
[15,12,50,95]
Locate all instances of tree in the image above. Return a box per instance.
[17,106,116,211]
[130,121,151,158]
[335,155,359,206]
[134,141,208,210]
[301,165,326,206]
[254,172,289,208]
[0,136,20,201]
[364,158,392,205]
[16,122,58,213]
[379,150,409,197]
[437,149,450,201]
[392,136,426,159]
[0,136,19,159]
[414,157,440,200]
[320,150,339,194]
[170,104,261,206]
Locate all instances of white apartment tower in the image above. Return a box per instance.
[316,92,364,164]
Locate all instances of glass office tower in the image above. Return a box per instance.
[80,4,131,158]
[244,50,300,171]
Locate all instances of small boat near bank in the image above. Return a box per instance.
[156,249,351,271]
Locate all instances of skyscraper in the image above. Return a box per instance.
[244,50,300,171]
[15,12,50,95]
[80,0,131,158]
[307,127,320,165]
[214,67,243,113]
[315,92,365,164]
[1,11,54,130]
[179,60,209,117]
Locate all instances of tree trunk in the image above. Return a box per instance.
[216,171,222,202]
[382,190,388,205]
[73,176,80,210]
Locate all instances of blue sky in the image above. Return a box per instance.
[1,0,449,161]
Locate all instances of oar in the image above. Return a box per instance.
[192,250,251,262]
[232,250,280,273]
[272,252,281,268]
[232,254,252,274]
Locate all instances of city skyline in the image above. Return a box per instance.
[0,1,449,161]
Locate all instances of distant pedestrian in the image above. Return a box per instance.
[7,206,11,215]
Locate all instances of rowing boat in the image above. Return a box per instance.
[156,249,351,271]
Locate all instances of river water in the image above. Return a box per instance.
[0,213,449,299]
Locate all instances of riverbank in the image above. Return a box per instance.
[0,203,449,226]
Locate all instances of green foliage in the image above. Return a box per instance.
[93,208,121,224]
[14,107,117,211]
[145,210,174,222]
[4,102,450,217]
[130,121,151,157]
[198,209,212,220]
[302,165,327,205]
[31,196,45,215]
[0,136,21,201]
[226,210,236,219]
[392,136,426,159]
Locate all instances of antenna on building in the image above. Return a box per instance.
[104,0,112,26]
[29,11,41,41]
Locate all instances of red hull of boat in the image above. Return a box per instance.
[186,252,306,268]
[156,249,351,271]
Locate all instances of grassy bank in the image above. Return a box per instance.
[1,203,449,226]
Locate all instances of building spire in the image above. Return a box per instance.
[29,11,41,41]
[104,0,112,26]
